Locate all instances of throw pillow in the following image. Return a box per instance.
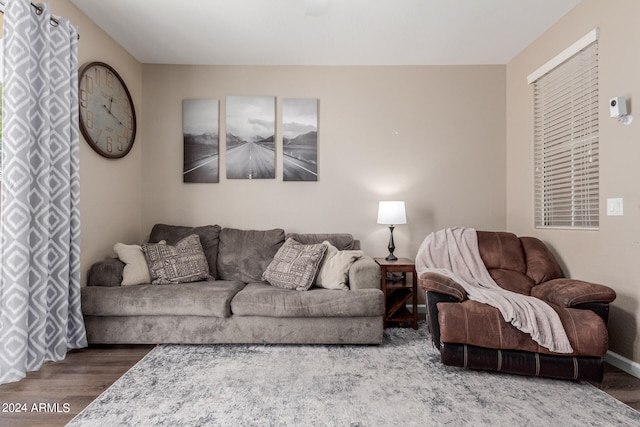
[262,238,327,291]
[142,234,211,285]
[149,224,221,279]
[314,241,363,290]
[113,242,152,286]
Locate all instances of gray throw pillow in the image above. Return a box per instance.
[262,238,327,291]
[142,234,211,285]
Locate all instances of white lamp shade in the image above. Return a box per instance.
[377,201,407,225]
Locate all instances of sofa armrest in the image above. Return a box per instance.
[348,256,381,290]
[419,272,468,301]
[87,258,125,287]
[531,278,616,308]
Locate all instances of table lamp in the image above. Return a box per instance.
[377,201,406,261]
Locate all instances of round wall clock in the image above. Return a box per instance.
[78,62,137,159]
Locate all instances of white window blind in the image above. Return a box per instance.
[531,36,599,229]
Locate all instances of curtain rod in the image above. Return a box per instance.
[0,1,80,39]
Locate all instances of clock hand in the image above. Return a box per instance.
[102,97,114,113]
[110,111,125,127]
[102,104,125,126]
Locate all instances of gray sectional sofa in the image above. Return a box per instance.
[81,224,384,345]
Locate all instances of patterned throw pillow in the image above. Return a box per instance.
[142,234,211,285]
[262,238,327,291]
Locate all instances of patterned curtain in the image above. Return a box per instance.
[0,0,86,385]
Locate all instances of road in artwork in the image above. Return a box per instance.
[226,141,275,179]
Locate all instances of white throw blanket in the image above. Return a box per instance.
[416,228,573,354]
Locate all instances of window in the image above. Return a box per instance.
[528,30,599,229]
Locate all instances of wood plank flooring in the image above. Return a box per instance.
[0,346,638,426]
[598,363,640,412]
[0,346,154,427]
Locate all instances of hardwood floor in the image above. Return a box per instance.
[0,346,638,426]
[597,363,640,412]
[0,346,154,427]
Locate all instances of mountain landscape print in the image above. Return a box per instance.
[283,98,318,181]
[226,96,276,179]
[183,99,219,183]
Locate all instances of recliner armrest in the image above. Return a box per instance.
[426,291,461,350]
[531,278,616,307]
[419,272,468,301]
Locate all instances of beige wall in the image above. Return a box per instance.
[506,0,640,363]
[48,1,143,284]
[141,65,506,260]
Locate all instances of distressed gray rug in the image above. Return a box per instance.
[67,325,640,426]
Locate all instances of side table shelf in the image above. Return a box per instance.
[374,257,418,330]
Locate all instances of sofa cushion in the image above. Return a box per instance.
[149,224,221,279]
[113,242,151,286]
[217,228,286,283]
[81,280,246,318]
[314,241,363,290]
[437,299,608,357]
[262,238,327,291]
[231,282,384,318]
[286,233,358,250]
[142,234,212,284]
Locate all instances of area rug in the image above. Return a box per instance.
[67,325,640,426]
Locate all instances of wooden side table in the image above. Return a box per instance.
[374,258,418,330]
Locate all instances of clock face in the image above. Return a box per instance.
[79,62,137,159]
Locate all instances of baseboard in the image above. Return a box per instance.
[416,303,427,315]
[605,350,640,380]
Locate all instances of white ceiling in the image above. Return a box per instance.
[69,0,581,66]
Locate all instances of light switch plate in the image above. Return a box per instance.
[607,198,624,216]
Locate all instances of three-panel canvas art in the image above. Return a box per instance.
[183,96,318,183]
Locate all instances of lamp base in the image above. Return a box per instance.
[385,225,397,261]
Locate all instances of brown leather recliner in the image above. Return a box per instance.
[419,231,616,382]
